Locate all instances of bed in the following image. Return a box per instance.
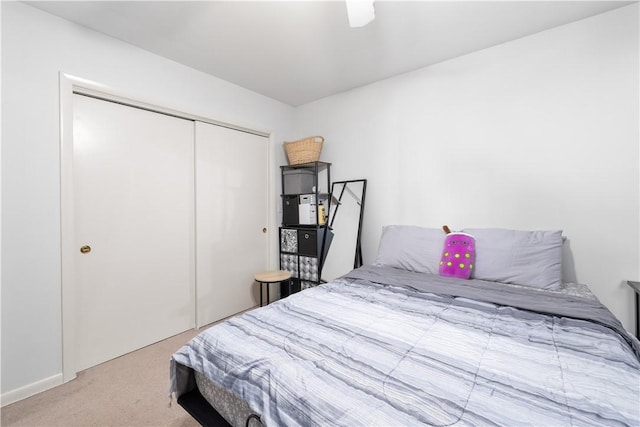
[170,226,640,426]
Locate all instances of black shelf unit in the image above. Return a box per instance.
[279,161,332,297]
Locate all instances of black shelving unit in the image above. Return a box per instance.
[279,161,332,297]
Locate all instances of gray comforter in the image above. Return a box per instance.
[171,265,640,426]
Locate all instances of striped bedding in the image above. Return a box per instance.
[170,265,640,426]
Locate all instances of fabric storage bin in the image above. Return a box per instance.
[297,228,333,259]
[297,229,318,256]
[280,228,298,253]
[283,169,315,194]
[282,195,299,225]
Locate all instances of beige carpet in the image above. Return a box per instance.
[1,327,208,427]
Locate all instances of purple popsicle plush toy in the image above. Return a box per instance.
[439,225,475,279]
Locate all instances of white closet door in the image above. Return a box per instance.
[73,94,195,371]
[196,122,268,327]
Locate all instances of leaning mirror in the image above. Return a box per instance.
[321,179,367,282]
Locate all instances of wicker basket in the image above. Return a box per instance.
[284,136,324,165]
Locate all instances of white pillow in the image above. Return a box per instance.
[374,225,445,274]
[462,228,563,290]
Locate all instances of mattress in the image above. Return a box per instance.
[171,265,640,426]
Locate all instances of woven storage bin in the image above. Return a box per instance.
[284,136,324,165]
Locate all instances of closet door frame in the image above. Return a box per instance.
[59,73,271,383]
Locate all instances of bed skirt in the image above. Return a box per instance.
[174,361,262,427]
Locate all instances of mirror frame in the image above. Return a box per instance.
[328,179,367,270]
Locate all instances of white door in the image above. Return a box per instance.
[73,94,195,371]
[196,122,269,327]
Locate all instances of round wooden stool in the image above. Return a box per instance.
[254,270,292,307]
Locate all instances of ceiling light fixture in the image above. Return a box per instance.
[346,0,375,28]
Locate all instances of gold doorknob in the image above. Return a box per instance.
[80,245,91,254]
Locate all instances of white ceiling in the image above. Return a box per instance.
[26,1,634,106]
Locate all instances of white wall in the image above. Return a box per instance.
[294,5,639,332]
[1,2,294,399]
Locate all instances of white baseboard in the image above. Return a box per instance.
[1,374,64,407]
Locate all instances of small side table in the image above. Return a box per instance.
[626,281,640,339]
[254,270,292,307]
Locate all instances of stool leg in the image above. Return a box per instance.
[266,283,270,305]
[260,282,263,307]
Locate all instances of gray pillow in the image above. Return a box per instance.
[374,225,445,274]
[462,228,563,290]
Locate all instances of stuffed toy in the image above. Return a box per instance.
[439,225,475,279]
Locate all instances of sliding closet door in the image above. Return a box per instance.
[196,122,268,327]
[73,94,195,371]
